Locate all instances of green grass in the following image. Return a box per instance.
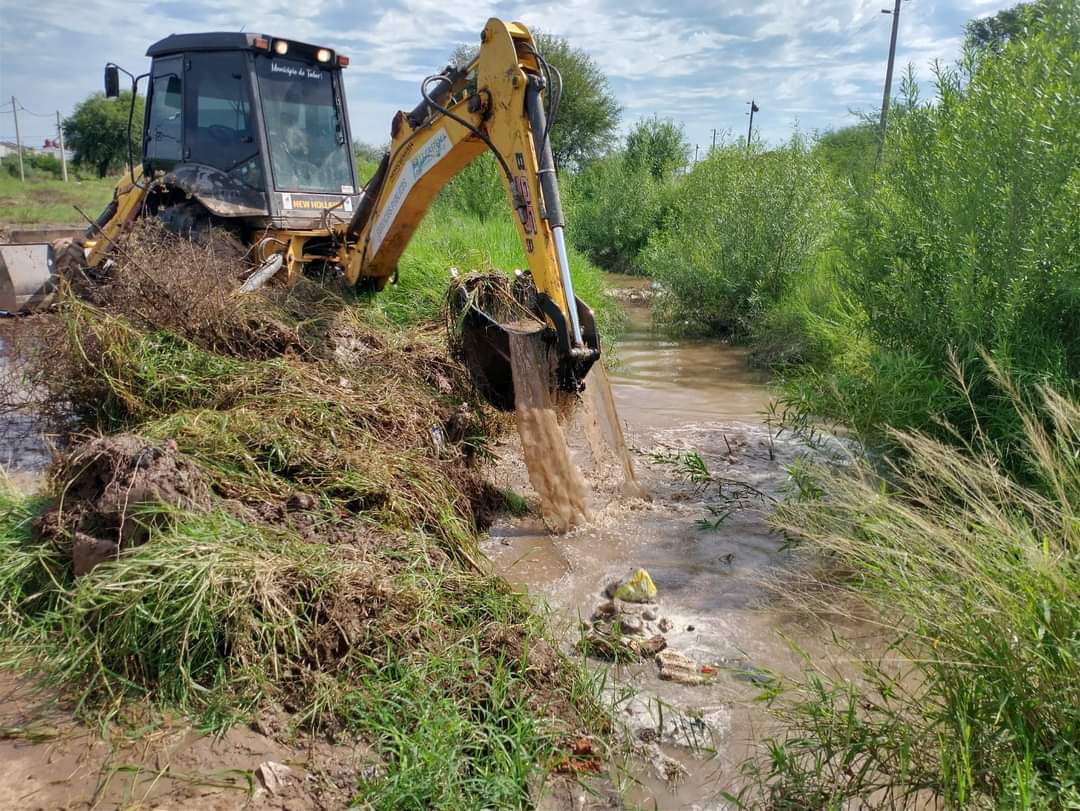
[738,369,1080,808]
[0,172,117,226]
[376,197,622,338]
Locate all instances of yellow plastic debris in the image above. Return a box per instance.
[612,568,657,603]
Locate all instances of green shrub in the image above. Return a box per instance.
[811,122,879,197]
[644,137,837,337]
[435,153,506,221]
[564,154,670,274]
[563,118,687,275]
[1,151,65,180]
[781,3,1080,460]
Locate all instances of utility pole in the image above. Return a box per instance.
[56,110,68,182]
[878,0,903,159]
[711,128,717,152]
[694,144,699,164]
[745,100,759,151]
[11,96,24,182]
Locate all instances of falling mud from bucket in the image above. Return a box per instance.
[583,365,646,498]
[508,328,590,533]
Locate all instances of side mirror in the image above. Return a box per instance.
[104,65,120,98]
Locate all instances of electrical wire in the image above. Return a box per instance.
[15,103,54,118]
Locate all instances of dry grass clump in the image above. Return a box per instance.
[81,221,299,358]
[13,222,500,548]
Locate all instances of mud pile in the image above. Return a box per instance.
[0,222,601,780]
[39,433,211,574]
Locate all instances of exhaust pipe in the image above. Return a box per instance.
[0,243,58,314]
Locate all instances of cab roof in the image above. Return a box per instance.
[146,32,265,58]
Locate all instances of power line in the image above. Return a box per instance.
[15,103,55,118]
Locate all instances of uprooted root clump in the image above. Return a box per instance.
[0,223,605,806]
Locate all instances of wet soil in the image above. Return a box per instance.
[486,279,865,809]
[0,321,53,492]
[0,672,371,810]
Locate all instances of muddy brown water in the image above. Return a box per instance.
[486,276,863,809]
[0,323,53,492]
[509,328,591,532]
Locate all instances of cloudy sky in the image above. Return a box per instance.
[1,0,1011,152]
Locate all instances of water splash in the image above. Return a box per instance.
[508,329,590,532]
[582,364,646,499]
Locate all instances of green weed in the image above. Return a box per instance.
[644,136,838,338]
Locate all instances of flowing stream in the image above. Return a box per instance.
[484,275,858,809]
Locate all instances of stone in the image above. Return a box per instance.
[286,492,318,512]
[72,532,119,576]
[642,607,658,621]
[656,650,715,686]
[255,761,292,795]
[658,617,673,632]
[636,727,659,744]
[606,568,657,603]
[591,601,616,622]
[615,613,644,635]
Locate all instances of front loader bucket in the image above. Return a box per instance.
[449,272,600,411]
[0,243,57,314]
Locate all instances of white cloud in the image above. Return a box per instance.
[0,0,1017,149]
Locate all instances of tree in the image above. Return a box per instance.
[352,140,385,164]
[451,31,621,168]
[812,122,880,194]
[63,92,144,178]
[965,1,1046,52]
[624,117,688,181]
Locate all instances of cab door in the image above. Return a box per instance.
[144,56,183,171]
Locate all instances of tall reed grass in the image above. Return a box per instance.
[742,364,1080,808]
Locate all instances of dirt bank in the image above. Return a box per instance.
[0,672,371,810]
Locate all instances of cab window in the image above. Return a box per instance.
[145,57,183,168]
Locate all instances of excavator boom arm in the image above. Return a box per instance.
[341,18,591,357]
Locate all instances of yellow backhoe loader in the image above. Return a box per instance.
[0,18,600,407]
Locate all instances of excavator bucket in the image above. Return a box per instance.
[0,243,58,314]
[449,272,600,411]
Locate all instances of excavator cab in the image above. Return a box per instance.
[131,33,362,230]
